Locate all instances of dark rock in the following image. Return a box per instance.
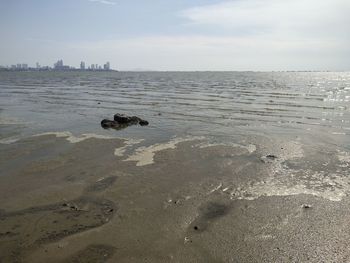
[114,113,148,126]
[113,114,135,124]
[101,119,117,129]
[101,113,149,130]
[302,204,311,209]
[139,120,149,126]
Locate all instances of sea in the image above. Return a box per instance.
[0,71,349,149]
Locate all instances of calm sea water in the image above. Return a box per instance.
[0,71,349,147]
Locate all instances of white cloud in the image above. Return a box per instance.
[181,0,350,39]
[88,0,116,5]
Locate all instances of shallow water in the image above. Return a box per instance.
[1,71,350,262]
[0,71,349,147]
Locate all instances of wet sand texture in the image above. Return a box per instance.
[62,244,116,263]
[190,202,231,232]
[0,162,119,263]
[0,196,115,261]
[1,133,350,262]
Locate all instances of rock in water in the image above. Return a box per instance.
[113,113,148,126]
[101,114,149,130]
[101,119,128,130]
[113,113,132,124]
[139,120,149,126]
[101,119,117,129]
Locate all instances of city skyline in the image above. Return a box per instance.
[0,59,113,71]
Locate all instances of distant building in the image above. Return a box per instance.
[54,59,64,69]
[54,59,70,70]
[103,62,110,70]
[91,64,95,70]
[80,61,85,70]
[36,62,40,69]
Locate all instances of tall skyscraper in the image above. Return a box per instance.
[36,62,40,69]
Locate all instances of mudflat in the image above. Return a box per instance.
[1,133,350,262]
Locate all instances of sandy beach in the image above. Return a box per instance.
[1,130,350,262]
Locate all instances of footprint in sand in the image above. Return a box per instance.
[189,201,231,232]
[0,177,118,262]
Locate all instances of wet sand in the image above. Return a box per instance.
[1,133,350,262]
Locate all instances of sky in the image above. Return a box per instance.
[0,0,349,71]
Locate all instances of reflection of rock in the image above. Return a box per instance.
[101,114,149,130]
[101,119,130,131]
[101,119,120,129]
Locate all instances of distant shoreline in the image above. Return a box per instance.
[0,69,345,73]
[0,68,118,72]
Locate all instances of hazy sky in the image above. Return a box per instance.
[0,0,349,71]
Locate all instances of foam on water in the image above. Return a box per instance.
[0,137,20,144]
[196,141,256,154]
[33,131,115,143]
[114,139,144,157]
[337,150,350,163]
[225,142,350,202]
[229,173,348,202]
[125,136,203,166]
[0,116,22,125]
